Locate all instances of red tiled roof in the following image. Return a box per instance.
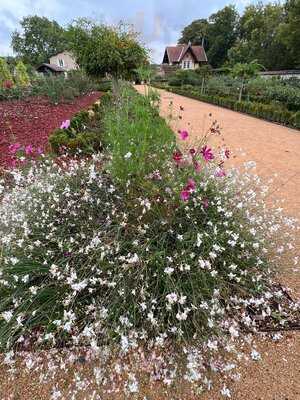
[165,44,207,63]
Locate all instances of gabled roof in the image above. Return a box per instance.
[37,63,66,72]
[164,44,207,64]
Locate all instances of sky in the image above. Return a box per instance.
[0,0,269,63]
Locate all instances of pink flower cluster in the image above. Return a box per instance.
[180,178,196,202]
[9,143,43,157]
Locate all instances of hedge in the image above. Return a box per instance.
[152,84,300,130]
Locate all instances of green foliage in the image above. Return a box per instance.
[49,101,102,154]
[68,20,148,87]
[11,16,69,66]
[15,61,30,86]
[102,84,174,184]
[0,58,13,87]
[180,1,299,69]
[169,70,201,87]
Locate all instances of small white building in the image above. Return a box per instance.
[49,51,79,72]
[162,43,208,70]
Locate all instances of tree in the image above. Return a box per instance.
[206,5,239,68]
[15,61,30,86]
[11,16,68,66]
[68,20,148,93]
[229,3,294,70]
[178,19,210,48]
[280,0,300,67]
[0,58,13,87]
[195,64,212,94]
[230,60,264,101]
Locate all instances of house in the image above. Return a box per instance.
[36,63,66,75]
[162,43,208,70]
[49,51,79,72]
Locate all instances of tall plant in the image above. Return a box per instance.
[0,58,13,87]
[15,61,30,86]
[230,60,264,101]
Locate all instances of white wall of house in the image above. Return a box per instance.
[180,52,199,70]
[49,51,79,71]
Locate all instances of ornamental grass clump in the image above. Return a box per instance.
[0,87,299,397]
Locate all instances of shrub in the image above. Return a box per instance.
[14,61,30,87]
[0,58,13,88]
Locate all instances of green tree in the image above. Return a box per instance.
[206,5,239,68]
[229,3,294,70]
[15,61,30,86]
[195,64,212,94]
[68,20,148,94]
[0,58,13,87]
[178,19,210,48]
[11,16,68,66]
[280,0,300,67]
[230,60,264,101]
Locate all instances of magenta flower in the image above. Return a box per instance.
[186,178,196,192]
[60,119,71,129]
[200,145,214,162]
[173,150,183,164]
[180,190,190,202]
[179,130,189,140]
[25,145,34,156]
[189,148,196,156]
[36,146,43,155]
[8,143,22,154]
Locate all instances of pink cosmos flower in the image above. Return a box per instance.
[36,146,43,155]
[200,145,214,162]
[186,178,196,192]
[173,150,183,164]
[25,145,34,156]
[203,198,209,208]
[179,130,189,140]
[180,190,190,202]
[60,119,71,129]
[8,143,22,154]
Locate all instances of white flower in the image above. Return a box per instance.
[164,266,174,275]
[221,385,231,398]
[251,350,261,361]
[166,293,178,304]
[124,152,132,159]
[2,311,13,322]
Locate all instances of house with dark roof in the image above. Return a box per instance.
[36,63,66,76]
[162,43,208,70]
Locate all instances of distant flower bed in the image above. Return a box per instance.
[0,84,298,398]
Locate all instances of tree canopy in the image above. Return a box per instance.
[178,1,300,70]
[11,16,69,66]
[68,20,148,84]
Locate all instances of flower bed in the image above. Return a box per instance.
[0,84,298,398]
[0,92,101,169]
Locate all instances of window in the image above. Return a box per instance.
[58,59,64,67]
